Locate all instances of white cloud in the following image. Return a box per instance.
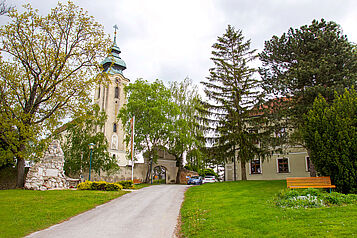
[5,0,357,86]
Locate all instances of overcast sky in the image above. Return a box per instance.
[6,0,357,86]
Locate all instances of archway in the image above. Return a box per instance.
[153,165,167,184]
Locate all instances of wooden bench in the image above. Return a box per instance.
[286,176,336,192]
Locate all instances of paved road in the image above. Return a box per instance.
[27,185,190,238]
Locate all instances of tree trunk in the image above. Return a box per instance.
[233,156,237,181]
[16,143,26,188]
[145,158,151,183]
[241,160,247,180]
[307,149,317,177]
[175,155,183,184]
[16,158,25,188]
[176,166,182,184]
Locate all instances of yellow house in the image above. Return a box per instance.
[225,99,312,181]
[225,145,311,181]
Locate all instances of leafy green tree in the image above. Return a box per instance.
[168,78,205,183]
[259,19,357,142]
[201,25,270,180]
[303,89,357,194]
[0,1,12,15]
[61,104,118,178]
[0,2,109,187]
[118,79,178,183]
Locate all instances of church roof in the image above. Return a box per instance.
[100,27,126,75]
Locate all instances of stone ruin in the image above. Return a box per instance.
[24,140,79,190]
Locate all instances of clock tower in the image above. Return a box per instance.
[94,25,129,166]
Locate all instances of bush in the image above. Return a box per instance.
[303,89,357,194]
[116,180,135,189]
[105,183,122,191]
[153,179,165,184]
[91,181,107,191]
[322,192,357,205]
[77,181,122,191]
[275,188,357,209]
[77,181,93,190]
[198,168,218,178]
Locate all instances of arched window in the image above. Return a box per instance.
[115,87,119,98]
[113,123,117,132]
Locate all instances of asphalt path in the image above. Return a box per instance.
[27,185,190,238]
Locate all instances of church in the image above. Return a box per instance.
[89,28,178,184]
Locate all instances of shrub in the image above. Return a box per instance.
[303,89,357,194]
[77,181,93,190]
[116,180,134,189]
[153,179,165,184]
[77,181,122,191]
[105,183,122,191]
[198,168,218,178]
[91,181,107,191]
[322,192,357,205]
[275,188,357,209]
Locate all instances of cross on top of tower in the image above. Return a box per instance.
[113,24,119,44]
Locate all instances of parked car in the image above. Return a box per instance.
[202,175,216,184]
[187,176,203,185]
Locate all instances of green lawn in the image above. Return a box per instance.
[180,180,357,238]
[0,189,128,238]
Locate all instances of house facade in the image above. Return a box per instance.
[225,145,310,181]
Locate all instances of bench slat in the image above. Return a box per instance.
[286,176,335,189]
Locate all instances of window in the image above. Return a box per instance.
[277,158,289,173]
[250,159,261,174]
[113,154,116,160]
[276,128,286,138]
[113,123,117,133]
[114,87,119,98]
[97,86,101,99]
[306,156,310,172]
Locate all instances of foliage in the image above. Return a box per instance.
[0,0,13,15]
[198,168,218,178]
[61,104,118,177]
[0,2,110,187]
[152,179,166,184]
[275,188,357,208]
[259,19,357,145]
[168,78,206,182]
[201,25,270,180]
[76,180,92,190]
[77,180,123,191]
[0,189,127,238]
[303,89,357,194]
[118,79,179,182]
[116,180,134,189]
[180,181,357,238]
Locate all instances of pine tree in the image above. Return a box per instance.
[201,25,269,180]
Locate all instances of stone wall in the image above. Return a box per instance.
[179,168,199,184]
[24,140,79,190]
[84,163,148,183]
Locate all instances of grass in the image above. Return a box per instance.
[0,189,128,238]
[180,180,357,238]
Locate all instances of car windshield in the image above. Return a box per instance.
[191,176,200,179]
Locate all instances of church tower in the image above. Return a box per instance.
[94,25,129,167]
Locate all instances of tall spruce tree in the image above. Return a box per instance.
[201,25,269,180]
